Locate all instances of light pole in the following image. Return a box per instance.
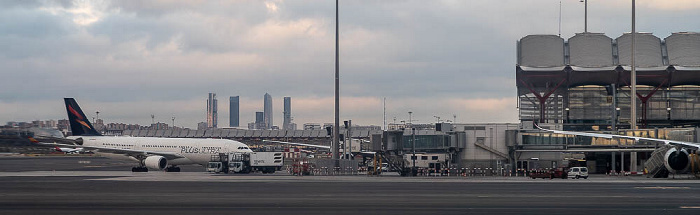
[333,0,340,167]
[580,0,587,32]
[409,111,415,176]
[631,0,637,129]
[412,127,416,176]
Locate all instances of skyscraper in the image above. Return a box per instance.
[207,93,217,128]
[255,112,265,129]
[229,96,239,127]
[263,93,272,129]
[283,97,292,130]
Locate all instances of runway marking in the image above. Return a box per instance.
[634,186,690,189]
[680,206,700,209]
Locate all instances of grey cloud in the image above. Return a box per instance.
[2,0,700,127]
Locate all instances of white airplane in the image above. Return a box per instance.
[53,146,85,154]
[41,98,253,172]
[534,123,700,175]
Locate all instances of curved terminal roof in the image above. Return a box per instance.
[568,33,614,68]
[666,32,700,67]
[517,32,700,88]
[617,33,664,68]
[519,35,565,67]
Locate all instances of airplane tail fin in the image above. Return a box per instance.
[27,137,40,144]
[64,98,101,136]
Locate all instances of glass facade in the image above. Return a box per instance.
[402,135,451,150]
[519,86,700,128]
[520,127,695,146]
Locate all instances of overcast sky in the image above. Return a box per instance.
[1,0,699,129]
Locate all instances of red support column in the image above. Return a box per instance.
[518,78,566,123]
[622,78,668,128]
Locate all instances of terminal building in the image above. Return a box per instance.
[118,32,700,175]
[514,32,700,173]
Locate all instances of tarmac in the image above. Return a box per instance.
[1,155,700,215]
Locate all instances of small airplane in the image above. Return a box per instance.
[53,146,85,154]
[27,136,85,154]
[36,98,253,172]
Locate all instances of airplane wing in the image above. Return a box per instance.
[261,140,376,155]
[534,124,700,150]
[262,140,330,149]
[33,138,185,160]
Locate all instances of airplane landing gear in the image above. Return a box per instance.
[165,166,181,172]
[131,167,148,172]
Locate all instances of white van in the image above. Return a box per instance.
[567,167,588,179]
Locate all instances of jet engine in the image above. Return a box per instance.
[144,156,168,170]
[664,148,690,173]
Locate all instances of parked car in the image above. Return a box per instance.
[567,167,588,179]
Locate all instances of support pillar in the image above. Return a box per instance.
[621,151,625,172]
[611,152,616,173]
[630,152,638,172]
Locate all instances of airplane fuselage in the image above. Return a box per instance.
[74,136,253,166]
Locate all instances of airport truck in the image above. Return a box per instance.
[207,152,283,174]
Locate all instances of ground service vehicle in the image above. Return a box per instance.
[568,167,589,179]
[530,168,567,179]
[207,152,283,174]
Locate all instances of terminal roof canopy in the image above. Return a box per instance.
[517,32,700,88]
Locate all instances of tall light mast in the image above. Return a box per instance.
[631,0,637,129]
[333,0,340,167]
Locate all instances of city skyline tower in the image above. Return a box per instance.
[229,96,239,127]
[263,93,272,129]
[207,93,217,128]
[283,97,292,130]
[255,111,265,129]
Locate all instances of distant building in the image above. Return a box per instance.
[254,112,265,129]
[207,93,217,128]
[44,120,57,128]
[32,120,44,128]
[283,97,292,130]
[197,122,208,130]
[229,96,239,127]
[388,123,435,131]
[323,123,334,130]
[352,125,382,130]
[303,123,322,130]
[263,93,272,129]
[149,122,169,130]
[57,119,69,130]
